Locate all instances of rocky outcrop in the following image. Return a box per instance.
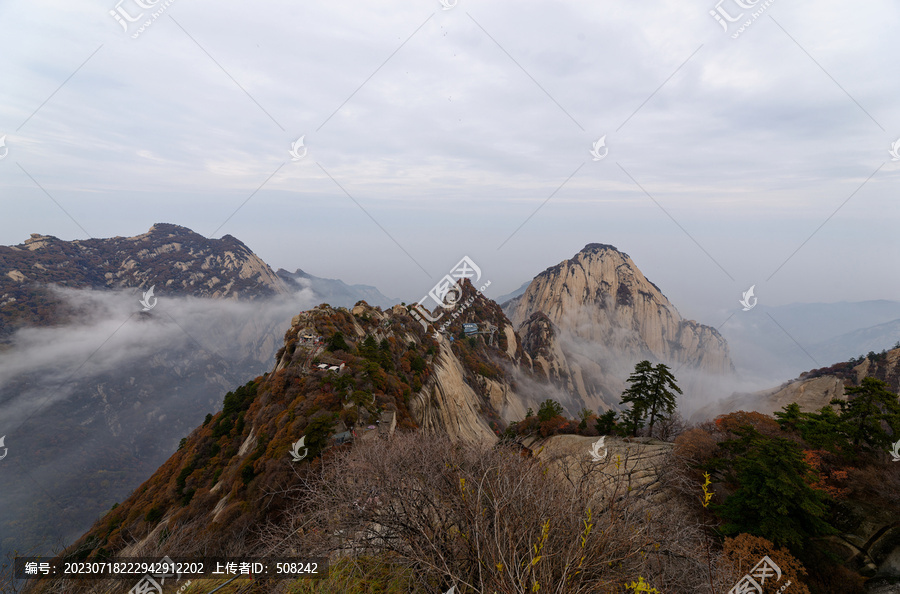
[409,339,499,445]
[526,434,674,502]
[819,499,900,585]
[509,244,732,375]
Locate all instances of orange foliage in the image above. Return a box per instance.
[538,416,569,437]
[802,450,849,500]
[674,427,718,464]
[723,534,811,594]
[714,410,782,438]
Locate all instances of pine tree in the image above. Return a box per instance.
[537,399,564,423]
[595,410,617,436]
[831,377,900,449]
[619,360,681,437]
[717,427,834,550]
[620,361,652,437]
[645,363,681,436]
[775,403,849,453]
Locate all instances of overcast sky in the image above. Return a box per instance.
[2,0,898,324]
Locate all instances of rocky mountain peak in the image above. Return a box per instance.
[0,224,287,337]
[579,242,626,256]
[505,244,733,407]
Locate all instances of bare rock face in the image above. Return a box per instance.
[510,244,732,375]
[508,244,733,410]
[527,434,674,502]
[409,339,500,445]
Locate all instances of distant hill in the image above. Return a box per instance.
[812,318,900,365]
[719,300,900,382]
[496,280,530,308]
[696,346,900,419]
[276,268,398,310]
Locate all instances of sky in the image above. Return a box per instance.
[1,0,898,325]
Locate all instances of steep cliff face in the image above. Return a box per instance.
[405,280,545,436]
[509,244,732,374]
[507,244,733,409]
[409,339,500,445]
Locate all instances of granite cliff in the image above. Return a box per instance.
[507,243,734,408]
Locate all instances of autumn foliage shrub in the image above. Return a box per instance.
[674,428,718,465]
[714,410,782,438]
[722,534,811,594]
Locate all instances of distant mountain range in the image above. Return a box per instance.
[42,241,739,577]
[718,300,900,381]
[277,268,398,310]
[0,223,398,342]
[38,244,900,592]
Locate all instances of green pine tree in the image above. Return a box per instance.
[831,377,900,450]
[717,427,834,550]
[595,410,617,436]
[645,362,681,436]
[775,402,850,453]
[537,399,565,423]
[619,360,681,437]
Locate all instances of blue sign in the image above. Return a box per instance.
[463,323,478,335]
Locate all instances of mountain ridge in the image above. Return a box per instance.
[0,223,285,339]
